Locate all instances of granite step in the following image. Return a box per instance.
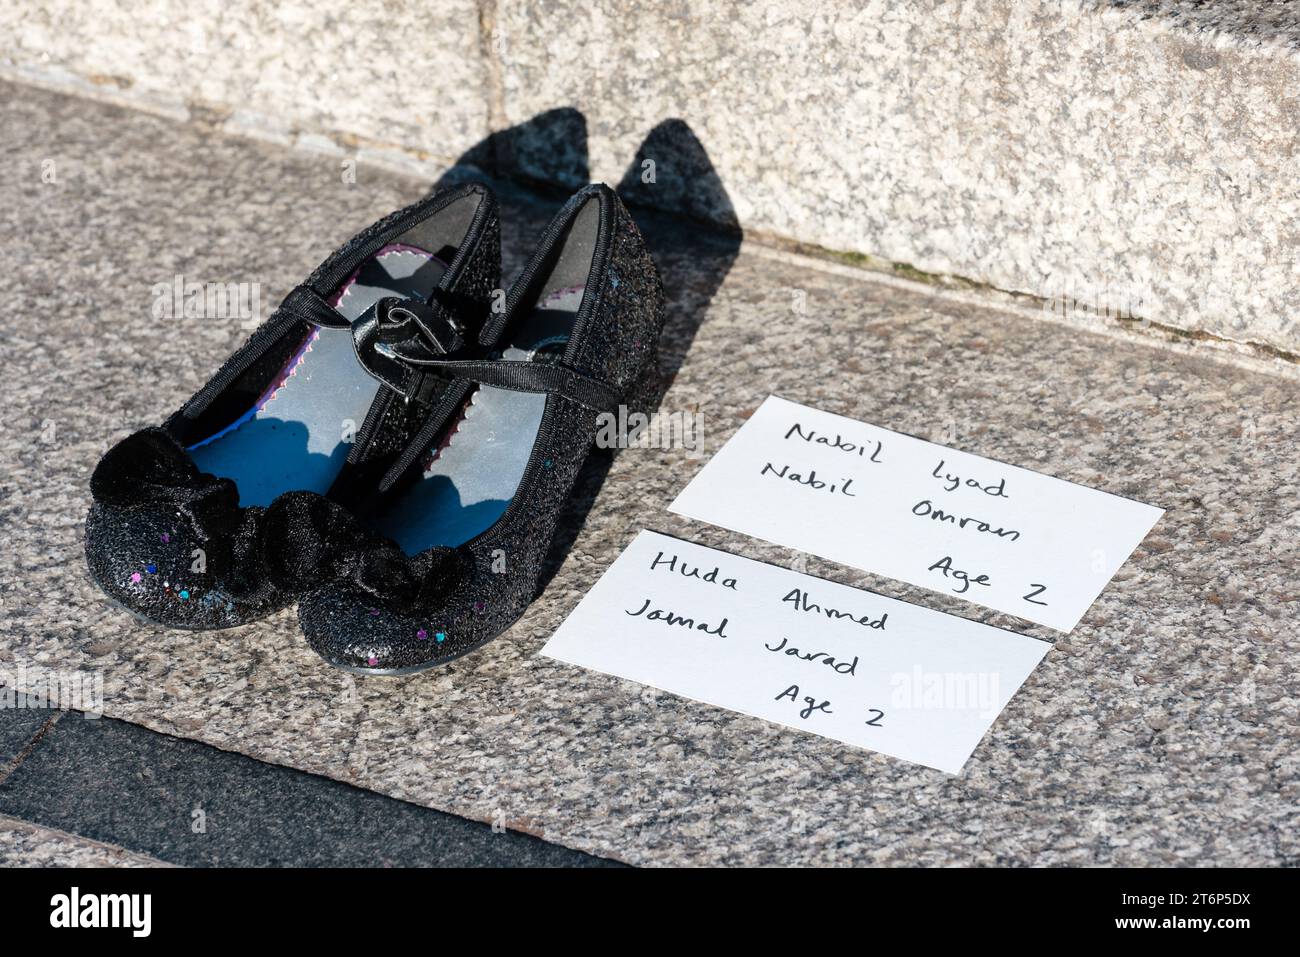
[0,81,1296,866]
[2,1,1298,360]
[0,814,171,868]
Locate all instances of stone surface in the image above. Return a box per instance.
[1107,0,1300,40]
[0,689,56,770]
[0,714,619,867]
[2,1,1299,356]
[0,0,491,162]
[1,82,1297,866]
[495,0,1300,355]
[0,814,170,867]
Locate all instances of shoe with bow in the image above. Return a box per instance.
[292,183,666,673]
[84,183,501,629]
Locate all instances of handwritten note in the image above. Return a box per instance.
[669,396,1163,632]
[541,530,1049,773]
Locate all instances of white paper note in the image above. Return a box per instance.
[541,530,1050,773]
[669,395,1163,632]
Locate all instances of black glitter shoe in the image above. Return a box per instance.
[84,184,501,630]
[290,183,665,673]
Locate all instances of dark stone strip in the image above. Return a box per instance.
[0,712,623,868]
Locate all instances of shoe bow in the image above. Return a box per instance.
[90,428,242,543]
[261,491,468,613]
[351,293,473,404]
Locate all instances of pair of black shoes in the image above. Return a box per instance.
[85,183,665,674]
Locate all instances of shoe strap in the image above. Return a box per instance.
[284,284,625,413]
[278,284,350,329]
[378,352,623,414]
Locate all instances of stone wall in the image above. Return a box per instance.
[3,0,1296,355]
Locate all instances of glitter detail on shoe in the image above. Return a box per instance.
[367,656,379,667]
[416,629,428,640]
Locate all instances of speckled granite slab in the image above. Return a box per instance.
[0,815,171,868]
[0,0,490,161]
[1,83,1296,866]
[495,0,1300,355]
[5,2,1300,353]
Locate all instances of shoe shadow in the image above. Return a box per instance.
[537,119,743,594]
[430,107,591,195]
[420,113,741,598]
[614,118,743,385]
[188,414,350,509]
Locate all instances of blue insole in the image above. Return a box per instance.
[189,247,446,507]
